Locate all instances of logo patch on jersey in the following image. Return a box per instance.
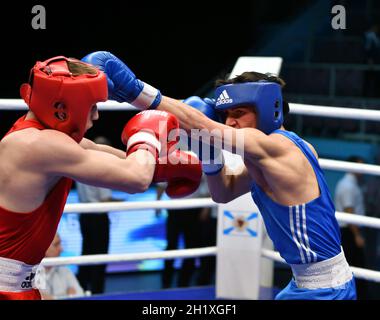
[222,210,258,237]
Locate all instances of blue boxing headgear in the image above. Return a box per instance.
[214,81,283,134]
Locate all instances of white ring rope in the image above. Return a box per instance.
[64,199,380,229]
[2,99,380,121]
[0,99,28,111]
[63,198,217,213]
[41,246,380,283]
[319,159,380,176]
[41,247,217,267]
[289,103,380,121]
[0,100,135,111]
[335,211,380,229]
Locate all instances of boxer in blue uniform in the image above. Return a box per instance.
[83,51,357,300]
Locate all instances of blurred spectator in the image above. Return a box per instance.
[364,153,380,219]
[39,233,84,300]
[363,23,380,97]
[364,23,380,64]
[363,152,380,297]
[76,136,122,294]
[334,155,368,299]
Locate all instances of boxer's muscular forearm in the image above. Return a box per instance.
[80,138,126,159]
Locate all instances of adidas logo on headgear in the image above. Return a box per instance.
[216,90,233,106]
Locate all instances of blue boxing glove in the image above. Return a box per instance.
[82,51,161,109]
[183,96,224,175]
[182,96,220,122]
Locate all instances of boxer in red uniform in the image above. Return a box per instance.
[0,56,201,300]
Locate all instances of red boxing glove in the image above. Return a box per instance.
[154,150,202,198]
[121,110,179,158]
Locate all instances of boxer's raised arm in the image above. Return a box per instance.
[29,130,155,193]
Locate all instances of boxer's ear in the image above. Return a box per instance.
[20,83,32,105]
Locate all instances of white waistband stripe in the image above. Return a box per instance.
[290,250,353,289]
[0,257,40,292]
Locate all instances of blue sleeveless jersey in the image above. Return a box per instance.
[251,130,341,264]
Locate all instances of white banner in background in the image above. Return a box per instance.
[215,56,283,299]
[229,56,283,78]
[216,192,263,300]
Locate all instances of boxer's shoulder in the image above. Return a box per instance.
[2,128,79,170]
[3,127,75,151]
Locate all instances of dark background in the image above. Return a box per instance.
[0,1,312,146]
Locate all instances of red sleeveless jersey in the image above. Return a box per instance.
[0,116,72,265]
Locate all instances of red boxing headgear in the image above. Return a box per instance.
[20,56,108,142]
